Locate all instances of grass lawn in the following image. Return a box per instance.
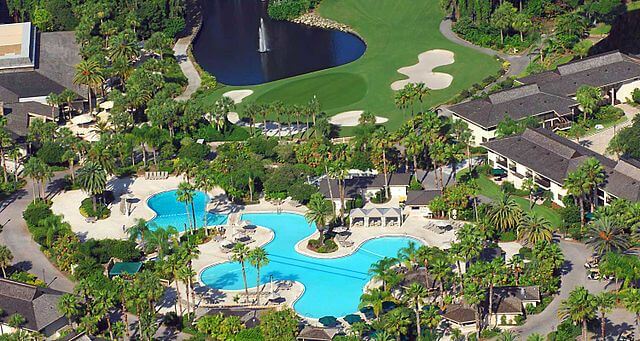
[589,23,611,36]
[204,0,501,134]
[476,175,563,228]
[628,1,640,11]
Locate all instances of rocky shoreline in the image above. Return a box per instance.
[291,11,362,40]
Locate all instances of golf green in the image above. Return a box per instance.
[204,0,501,133]
[254,73,367,110]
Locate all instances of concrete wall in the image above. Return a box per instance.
[450,113,496,146]
[617,80,640,103]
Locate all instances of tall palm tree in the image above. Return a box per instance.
[57,293,80,328]
[429,257,452,294]
[127,218,150,242]
[368,257,400,292]
[73,60,105,113]
[404,283,426,337]
[231,243,251,303]
[0,245,13,277]
[595,291,616,340]
[586,217,630,255]
[581,158,605,212]
[23,157,49,202]
[359,288,392,319]
[248,247,269,305]
[384,307,412,341]
[565,168,589,230]
[558,286,597,341]
[371,128,392,197]
[518,213,553,246]
[304,193,333,242]
[76,161,107,213]
[176,182,197,233]
[463,282,486,339]
[488,193,523,233]
[621,288,640,339]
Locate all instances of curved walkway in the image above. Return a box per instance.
[174,36,201,101]
[516,240,635,338]
[439,19,530,77]
[0,174,74,292]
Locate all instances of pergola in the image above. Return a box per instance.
[349,207,402,228]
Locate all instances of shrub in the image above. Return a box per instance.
[547,319,581,341]
[23,200,53,226]
[78,239,142,263]
[518,247,533,260]
[345,196,364,210]
[79,197,111,219]
[499,230,517,242]
[268,0,311,20]
[36,141,66,165]
[370,190,387,204]
[10,271,46,287]
[632,88,640,104]
[307,237,338,253]
[288,182,318,204]
[178,140,209,161]
[195,125,250,142]
[595,105,624,122]
[408,179,423,190]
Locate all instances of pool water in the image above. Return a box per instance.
[147,190,228,232]
[200,213,420,318]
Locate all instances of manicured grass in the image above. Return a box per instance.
[477,175,563,228]
[205,0,501,133]
[628,1,640,11]
[254,73,367,110]
[589,23,611,36]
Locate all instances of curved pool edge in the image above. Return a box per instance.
[145,188,228,231]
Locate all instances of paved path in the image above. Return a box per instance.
[516,240,635,339]
[439,19,530,77]
[174,36,201,101]
[582,104,640,156]
[0,173,74,292]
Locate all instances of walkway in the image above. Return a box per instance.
[582,103,640,157]
[439,19,531,77]
[174,36,201,101]
[0,173,74,292]
[516,240,635,338]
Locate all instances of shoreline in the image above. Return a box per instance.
[290,9,365,43]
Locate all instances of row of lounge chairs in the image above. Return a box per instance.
[145,171,169,180]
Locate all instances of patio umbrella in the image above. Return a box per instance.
[99,101,114,109]
[71,113,94,125]
[359,306,375,319]
[382,301,396,312]
[319,316,337,327]
[343,314,362,325]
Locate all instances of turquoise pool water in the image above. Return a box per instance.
[147,190,228,232]
[200,212,420,318]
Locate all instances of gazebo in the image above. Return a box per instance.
[349,207,402,228]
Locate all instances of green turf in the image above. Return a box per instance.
[477,175,563,228]
[628,1,640,11]
[254,73,368,109]
[205,0,501,133]
[589,23,611,36]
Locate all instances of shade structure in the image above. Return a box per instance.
[318,316,337,327]
[71,113,94,125]
[343,314,362,324]
[491,168,506,176]
[99,101,114,109]
[359,306,375,319]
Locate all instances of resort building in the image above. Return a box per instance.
[0,22,85,145]
[403,189,440,217]
[447,51,640,146]
[483,128,640,207]
[318,172,411,211]
[0,278,69,337]
[296,326,340,341]
[490,286,541,326]
[442,304,476,328]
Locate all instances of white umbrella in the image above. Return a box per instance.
[99,101,114,109]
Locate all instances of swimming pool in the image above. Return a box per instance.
[200,212,421,318]
[147,190,228,232]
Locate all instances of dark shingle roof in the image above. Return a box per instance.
[0,71,67,98]
[297,326,339,340]
[491,286,541,314]
[443,304,476,324]
[482,128,640,201]
[0,278,67,333]
[318,173,411,199]
[405,190,440,206]
[3,101,52,139]
[37,31,85,99]
[518,51,640,96]
[448,84,578,129]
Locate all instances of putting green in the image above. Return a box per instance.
[254,73,367,110]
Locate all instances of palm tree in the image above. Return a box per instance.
[621,288,640,339]
[359,288,392,319]
[558,286,597,341]
[58,293,81,328]
[248,247,269,305]
[76,161,107,213]
[463,282,486,339]
[372,330,394,341]
[231,243,251,303]
[595,291,616,340]
[7,313,25,329]
[565,168,589,230]
[526,334,545,341]
[404,283,426,337]
[73,60,105,113]
[429,257,452,294]
[384,307,412,341]
[127,218,150,242]
[586,217,630,255]
[304,193,333,242]
[176,182,197,233]
[518,213,553,246]
[369,257,400,292]
[488,193,522,233]
[0,245,13,277]
[371,128,392,197]
[507,255,525,285]
[581,158,605,212]
[576,85,603,121]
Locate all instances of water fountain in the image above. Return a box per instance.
[258,18,269,53]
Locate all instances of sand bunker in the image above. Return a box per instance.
[223,89,254,104]
[329,110,389,127]
[391,49,455,91]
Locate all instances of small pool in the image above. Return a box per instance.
[200,212,421,318]
[147,190,228,232]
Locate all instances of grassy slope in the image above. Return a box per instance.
[477,175,563,228]
[205,0,501,133]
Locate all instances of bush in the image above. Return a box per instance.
[36,141,66,165]
[547,319,581,341]
[345,196,364,210]
[500,181,517,194]
[234,328,264,341]
[178,140,209,161]
[409,179,423,190]
[499,230,517,242]
[79,197,111,219]
[268,0,311,20]
[10,271,46,287]
[595,105,624,122]
[632,88,640,104]
[195,125,250,142]
[288,182,318,204]
[23,200,53,227]
[370,190,387,204]
[518,247,533,260]
[307,237,338,253]
[78,239,142,263]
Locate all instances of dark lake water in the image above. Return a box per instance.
[192,0,366,86]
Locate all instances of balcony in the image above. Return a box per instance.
[496,158,507,168]
[535,177,551,189]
